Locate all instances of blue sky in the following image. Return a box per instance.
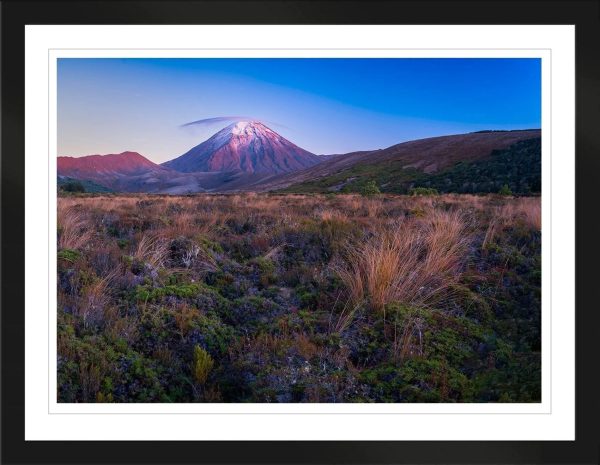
[58,58,541,163]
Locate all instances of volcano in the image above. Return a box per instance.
[163,121,321,174]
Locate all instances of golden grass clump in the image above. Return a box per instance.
[517,197,541,230]
[497,197,541,230]
[133,234,169,269]
[336,210,469,314]
[483,197,541,249]
[57,203,93,250]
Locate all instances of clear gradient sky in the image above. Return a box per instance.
[58,58,541,163]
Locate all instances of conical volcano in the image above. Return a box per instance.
[163,121,321,174]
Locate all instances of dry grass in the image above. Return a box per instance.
[79,362,103,402]
[133,234,169,269]
[57,203,93,250]
[329,298,361,335]
[58,193,537,323]
[174,304,202,340]
[392,315,425,362]
[317,208,346,222]
[77,270,118,328]
[57,192,542,403]
[482,218,500,250]
[482,197,541,250]
[335,210,469,314]
[293,333,319,360]
[516,198,542,230]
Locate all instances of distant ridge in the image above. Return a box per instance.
[58,151,164,178]
[57,151,179,193]
[57,129,541,195]
[471,128,540,134]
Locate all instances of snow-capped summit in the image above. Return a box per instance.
[163,121,321,174]
[229,120,254,135]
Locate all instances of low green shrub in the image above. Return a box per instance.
[192,345,214,385]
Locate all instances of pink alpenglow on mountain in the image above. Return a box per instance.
[57,151,164,179]
[163,121,321,174]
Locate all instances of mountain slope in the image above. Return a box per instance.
[58,176,113,193]
[163,121,321,174]
[409,137,541,194]
[58,151,162,178]
[254,129,541,193]
[57,151,184,192]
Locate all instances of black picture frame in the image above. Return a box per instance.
[1,1,598,464]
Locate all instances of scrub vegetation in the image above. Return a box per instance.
[282,138,541,196]
[57,192,541,403]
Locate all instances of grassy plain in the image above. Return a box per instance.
[57,193,541,403]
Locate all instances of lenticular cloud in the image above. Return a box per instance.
[180,116,258,128]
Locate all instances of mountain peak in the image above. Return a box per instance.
[58,151,163,177]
[118,150,148,159]
[228,120,262,133]
[217,121,277,139]
[163,121,320,174]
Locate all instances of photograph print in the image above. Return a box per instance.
[56,57,542,403]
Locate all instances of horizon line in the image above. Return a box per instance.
[56,127,542,160]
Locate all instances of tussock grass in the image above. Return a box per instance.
[57,203,93,250]
[335,210,469,314]
[133,234,169,269]
[516,197,541,230]
[77,270,119,328]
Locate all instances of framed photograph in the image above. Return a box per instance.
[2,0,598,463]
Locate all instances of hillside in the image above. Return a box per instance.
[57,151,216,194]
[58,151,162,177]
[57,151,174,192]
[255,130,541,194]
[410,138,541,194]
[58,176,113,193]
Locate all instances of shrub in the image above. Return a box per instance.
[359,180,381,196]
[134,283,205,302]
[57,248,81,263]
[192,345,214,385]
[173,304,201,339]
[498,184,513,196]
[117,239,130,250]
[61,181,86,193]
